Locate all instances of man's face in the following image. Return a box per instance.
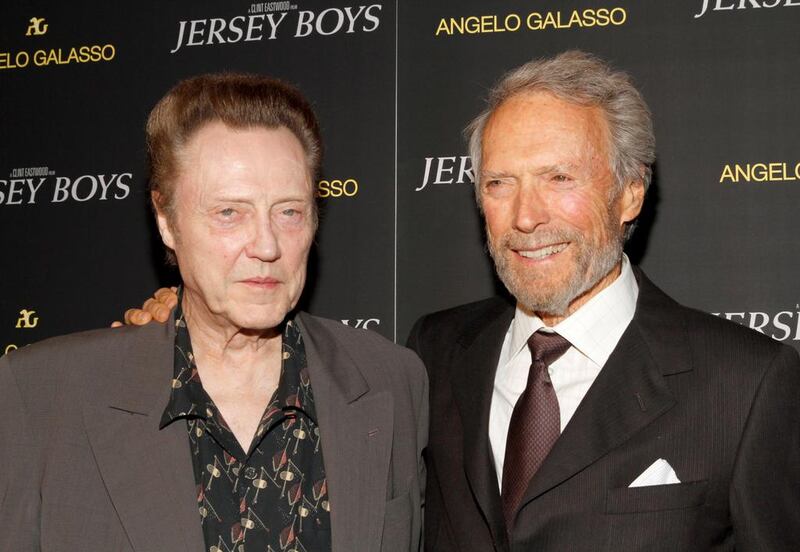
[156,121,315,332]
[480,91,643,321]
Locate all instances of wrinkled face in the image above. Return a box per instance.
[480,92,643,319]
[156,121,315,333]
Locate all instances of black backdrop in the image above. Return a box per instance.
[3,0,800,355]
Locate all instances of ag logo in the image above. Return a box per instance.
[26,17,48,36]
[16,309,39,329]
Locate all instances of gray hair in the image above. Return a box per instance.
[466,51,655,238]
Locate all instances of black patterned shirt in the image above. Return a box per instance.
[160,300,331,552]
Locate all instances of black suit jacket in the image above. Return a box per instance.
[408,270,800,551]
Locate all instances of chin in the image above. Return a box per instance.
[230,310,289,332]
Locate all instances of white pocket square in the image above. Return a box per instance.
[628,458,681,488]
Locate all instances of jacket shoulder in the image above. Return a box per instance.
[412,296,512,340]
[299,313,407,353]
[636,272,795,379]
[6,323,165,371]
[407,296,513,355]
[2,323,170,408]
[297,313,426,380]
[682,305,791,361]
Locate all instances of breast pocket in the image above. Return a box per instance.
[380,490,413,552]
[606,479,708,514]
[604,480,708,551]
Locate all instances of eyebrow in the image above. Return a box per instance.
[481,163,580,180]
[209,196,251,203]
[273,197,313,204]
[480,170,513,180]
[533,163,580,175]
[209,194,312,203]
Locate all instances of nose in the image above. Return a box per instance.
[246,217,280,262]
[513,181,550,233]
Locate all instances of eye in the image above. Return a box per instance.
[213,206,242,225]
[482,179,502,192]
[275,205,307,227]
[481,177,515,199]
[552,174,572,182]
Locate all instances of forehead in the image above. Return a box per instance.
[175,121,312,199]
[482,91,610,170]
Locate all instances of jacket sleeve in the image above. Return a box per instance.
[0,354,42,550]
[406,316,449,551]
[405,315,427,362]
[730,344,800,550]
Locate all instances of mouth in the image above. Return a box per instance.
[241,277,281,288]
[514,242,569,261]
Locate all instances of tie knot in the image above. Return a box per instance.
[527,330,571,366]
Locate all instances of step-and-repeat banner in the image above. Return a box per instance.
[3,0,800,354]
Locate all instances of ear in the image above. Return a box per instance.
[618,175,645,226]
[152,191,177,250]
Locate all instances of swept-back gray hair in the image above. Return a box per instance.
[467,51,655,237]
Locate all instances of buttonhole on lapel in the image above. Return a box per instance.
[368,428,379,438]
[109,405,146,416]
[634,393,647,412]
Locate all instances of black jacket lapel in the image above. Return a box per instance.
[519,270,688,507]
[451,301,515,549]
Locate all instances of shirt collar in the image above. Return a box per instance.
[507,254,639,367]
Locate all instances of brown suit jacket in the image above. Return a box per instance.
[0,312,427,552]
[409,270,800,551]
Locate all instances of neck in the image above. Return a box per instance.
[179,289,286,452]
[181,288,283,370]
[537,260,623,327]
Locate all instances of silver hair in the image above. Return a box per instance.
[466,50,655,240]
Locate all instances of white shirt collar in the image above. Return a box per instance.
[506,254,639,368]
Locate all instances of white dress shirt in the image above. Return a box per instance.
[489,255,639,488]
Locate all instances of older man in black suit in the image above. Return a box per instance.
[408,51,800,551]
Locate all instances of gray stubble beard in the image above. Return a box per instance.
[487,223,623,319]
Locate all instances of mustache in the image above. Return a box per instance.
[494,228,582,251]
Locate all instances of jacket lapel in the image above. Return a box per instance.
[519,271,687,507]
[451,300,515,550]
[83,320,204,552]
[297,313,393,552]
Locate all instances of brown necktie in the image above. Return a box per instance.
[501,330,571,530]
